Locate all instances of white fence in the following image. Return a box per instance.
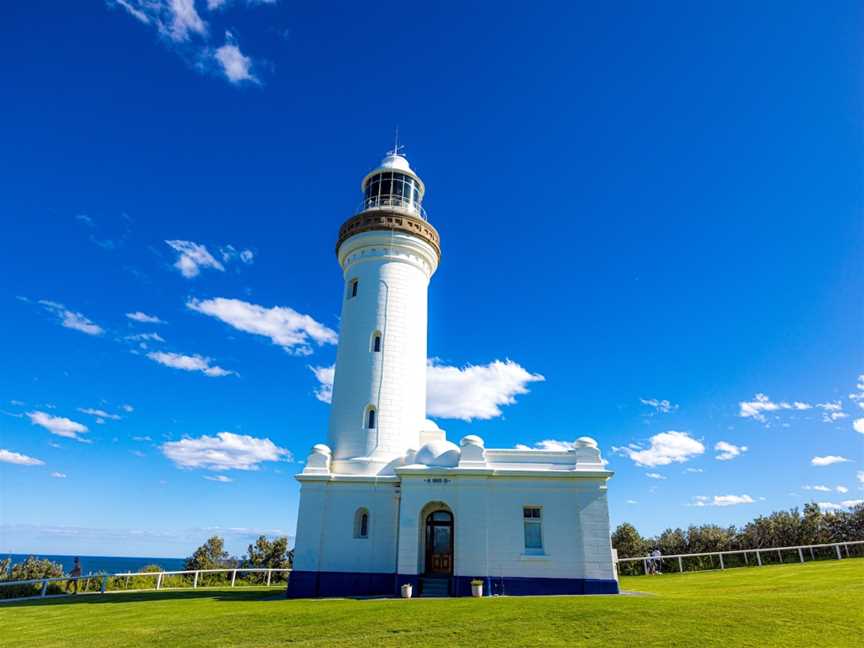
[615,540,864,576]
[0,567,291,603]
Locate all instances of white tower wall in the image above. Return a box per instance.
[327,230,438,474]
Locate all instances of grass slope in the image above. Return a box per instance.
[2,559,862,647]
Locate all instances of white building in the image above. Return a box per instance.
[288,150,618,597]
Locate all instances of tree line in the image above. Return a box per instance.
[612,502,864,574]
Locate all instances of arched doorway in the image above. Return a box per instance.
[424,510,453,575]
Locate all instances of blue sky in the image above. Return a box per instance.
[1,1,862,558]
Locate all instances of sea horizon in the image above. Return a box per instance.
[3,553,187,575]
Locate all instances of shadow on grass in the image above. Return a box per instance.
[1,588,288,608]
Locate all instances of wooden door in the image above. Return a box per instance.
[425,511,453,575]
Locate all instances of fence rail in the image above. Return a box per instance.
[0,567,291,603]
[615,540,864,576]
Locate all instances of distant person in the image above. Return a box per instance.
[66,557,82,593]
[651,548,663,575]
[646,551,656,575]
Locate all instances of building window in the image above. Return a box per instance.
[354,508,369,539]
[372,333,382,353]
[349,279,358,299]
[523,507,543,553]
[366,407,376,429]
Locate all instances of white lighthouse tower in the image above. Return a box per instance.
[289,147,618,599]
[326,148,441,475]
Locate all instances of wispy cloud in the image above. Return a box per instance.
[126,311,164,324]
[646,472,667,480]
[0,449,45,466]
[27,411,89,441]
[77,407,122,421]
[816,401,848,422]
[146,351,235,377]
[817,500,864,512]
[811,455,851,466]
[187,297,337,355]
[853,418,864,434]
[639,398,678,414]
[38,300,104,336]
[166,240,225,278]
[309,365,334,403]
[50,472,67,478]
[204,475,233,483]
[738,393,811,423]
[214,31,258,84]
[714,441,748,461]
[692,494,755,507]
[612,431,704,467]
[162,431,291,471]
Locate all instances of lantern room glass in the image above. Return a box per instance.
[363,171,422,215]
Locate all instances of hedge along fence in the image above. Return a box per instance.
[615,540,864,577]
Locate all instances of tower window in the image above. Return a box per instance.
[366,407,376,429]
[373,333,382,352]
[523,507,543,553]
[354,508,369,539]
[349,279,358,299]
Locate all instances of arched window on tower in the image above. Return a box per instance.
[366,406,376,430]
[348,279,358,299]
[354,508,369,539]
[371,331,382,353]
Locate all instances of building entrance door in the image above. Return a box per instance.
[424,510,453,575]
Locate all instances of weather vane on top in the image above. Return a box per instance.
[388,127,405,157]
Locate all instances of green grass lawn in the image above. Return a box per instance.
[2,559,862,647]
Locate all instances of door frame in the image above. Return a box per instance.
[423,509,454,576]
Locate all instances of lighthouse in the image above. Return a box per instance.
[289,147,618,599]
[326,149,441,475]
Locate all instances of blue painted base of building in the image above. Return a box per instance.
[287,570,619,598]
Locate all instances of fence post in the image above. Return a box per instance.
[101,575,107,594]
[643,559,648,575]
[719,554,724,570]
[844,543,850,558]
[266,570,272,587]
[835,545,842,560]
[678,556,683,573]
[756,550,762,566]
[744,552,749,565]
[777,549,782,564]
[193,571,199,588]
[231,569,237,587]
[41,580,49,597]
[798,548,804,563]
[156,573,163,590]
[125,575,130,590]
[809,547,814,560]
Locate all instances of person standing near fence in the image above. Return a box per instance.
[65,557,82,593]
[651,548,663,575]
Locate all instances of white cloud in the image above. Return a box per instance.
[853,418,864,434]
[802,485,832,492]
[738,393,811,423]
[165,240,224,278]
[626,499,638,504]
[515,440,579,451]
[214,32,258,84]
[849,375,864,410]
[640,398,678,414]
[50,472,67,478]
[818,500,864,512]
[38,300,104,336]
[685,468,703,474]
[126,311,164,324]
[113,0,207,42]
[188,297,337,355]
[122,404,135,413]
[311,358,544,421]
[125,332,165,343]
[816,401,848,422]
[162,431,291,471]
[133,436,152,442]
[219,245,255,264]
[239,249,254,263]
[0,449,45,466]
[204,475,233,483]
[309,365,334,403]
[692,494,755,507]
[146,351,235,377]
[836,485,849,494]
[426,359,544,421]
[77,408,122,421]
[645,472,666,480]
[27,411,88,440]
[614,431,704,467]
[811,455,851,467]
[714,441,748,461]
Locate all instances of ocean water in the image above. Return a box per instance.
[4,554,186,575]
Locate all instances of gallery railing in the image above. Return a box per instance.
[615,539,864,576]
